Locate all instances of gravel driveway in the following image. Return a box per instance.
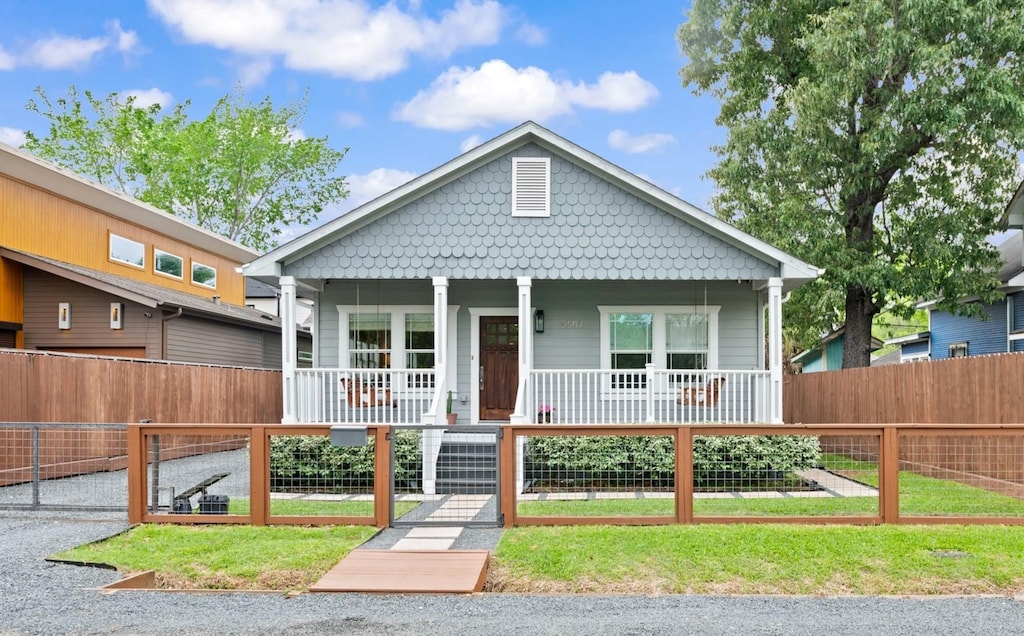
[3,511,1024,635]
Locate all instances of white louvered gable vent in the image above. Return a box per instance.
[512,157,550,217]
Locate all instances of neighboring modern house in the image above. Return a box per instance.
[245,121,821,441]
[887,180,1024,362]
[791,327,882,373]
[0,142,305,367]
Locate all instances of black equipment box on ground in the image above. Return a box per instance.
[198,493,229,514]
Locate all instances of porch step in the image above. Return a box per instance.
[436,440,497,495]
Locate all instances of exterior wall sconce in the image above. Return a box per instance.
[110,302,124,330]
[534,309,545,333]
[58,302,71,330]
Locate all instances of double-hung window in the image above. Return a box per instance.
[339,305,458,391]
[600,305,719,391]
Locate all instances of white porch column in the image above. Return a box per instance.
[517,276,533,372]
[432,277,449,379]
[767,277,784,424]
[280,276,298,424]
[422,277,450,496]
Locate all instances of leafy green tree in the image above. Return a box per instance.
[678,0,1024,367]
[25,86,348,251]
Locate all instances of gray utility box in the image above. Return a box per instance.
[330,425,368,447]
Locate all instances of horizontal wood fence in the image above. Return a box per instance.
[784,353,1024,492]
[784,352,1024,425]
[0,349,280,489]
[0,349,282,423]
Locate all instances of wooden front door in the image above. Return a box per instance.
[479,316,519,420]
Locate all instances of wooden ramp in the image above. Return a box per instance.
[310,550,490,594]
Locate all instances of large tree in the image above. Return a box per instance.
[678,0,1024,367]
[24,86,348,251]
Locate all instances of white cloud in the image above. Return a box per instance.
[147,0,507,81]
[337,111,364,128]
[568,72,659,112]
[238,58,273,86]
[608,129,676,154]
[460,135,482,153]
[285,128,308,142]
[0,127,26,147]
[23,35,108,69]
[347,168,418,206]
[0,46,14,70]
[10,21,142,70]
[122,87,173,109]
[515,22,546,46]
[108,20,142,55]
[394,59,659,131]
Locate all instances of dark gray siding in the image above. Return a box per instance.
[165,316,263,367]
[22,269,161,357]
[286,144,778,282]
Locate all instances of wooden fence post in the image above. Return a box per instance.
[126,424,143,525]
[880,426,900,523]
[249,426,267,526]
[500,425,516,528]
[373,426,391,529]
[677,426,693,524]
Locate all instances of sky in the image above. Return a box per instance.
[0,0,724,238]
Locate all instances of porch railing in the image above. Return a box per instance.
[295,369,435,424]
[523,367,771,424]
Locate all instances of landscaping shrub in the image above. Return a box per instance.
[269,432,422,491]
[525,434,820,486]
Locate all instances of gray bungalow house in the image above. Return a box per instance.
[245,122,820,439]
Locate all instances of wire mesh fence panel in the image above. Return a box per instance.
[0,423,128,511]
[693,434,880,518]
[898,431,1024,518]
[268,433,376,518]
[518,432,677,519]
[145,433,251,517]
[391,426,500,527]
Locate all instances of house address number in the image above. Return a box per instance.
[560,320,584,329]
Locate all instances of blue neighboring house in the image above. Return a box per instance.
[888,181,1024,362]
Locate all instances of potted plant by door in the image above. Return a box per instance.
[446,390,458,425]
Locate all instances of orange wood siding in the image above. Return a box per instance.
[0,257,23,325]
[0,174,246,305]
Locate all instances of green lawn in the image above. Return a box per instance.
[517,454,1024,518]
[492,524,1024,594]
[52,524,377,591]
[175,497,418,517]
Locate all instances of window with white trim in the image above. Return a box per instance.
[949,342,968,358]
[191,261,217,289]
[154,249,183,279]
[340,305,458,390]
[600,306,720,389]
[109,233,145,269]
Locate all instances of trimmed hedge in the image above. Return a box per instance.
[526,435,820,483]
[269,432,422,491]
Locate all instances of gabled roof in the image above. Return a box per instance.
[0,142,257,264]
[1005,179,1024,230]
[2,248,280,331]
[244,121,821,287]
[791,326,882,364]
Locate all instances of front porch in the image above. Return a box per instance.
[282,274,786,428]
[292,366,774,425]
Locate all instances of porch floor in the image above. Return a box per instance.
[309,549,489,593]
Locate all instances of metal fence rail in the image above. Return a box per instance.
[0,422,129,511]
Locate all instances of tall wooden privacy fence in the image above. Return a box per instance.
[0,349,282,423]
[0,349,280,491]
[784,353,1024,425]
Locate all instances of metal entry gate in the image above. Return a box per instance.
[390,425,501,527]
